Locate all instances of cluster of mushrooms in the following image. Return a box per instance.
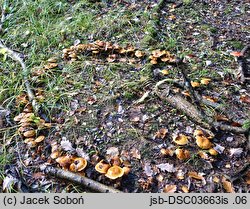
[160,129,218,160]
[61,40,176,65]
[54,151,130,180]
[14,95,51,148]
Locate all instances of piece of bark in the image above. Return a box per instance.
[43,165,123,193]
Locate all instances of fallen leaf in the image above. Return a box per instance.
[222,178,235,193]
[191,81,200,87]
[181,185,189,193]
[240,95,250,104]
[213,144,225,154]
[156,163,176,173]
[144,163,153,177]
[213,176,220,183]
[61,139,75,151]
[130,147,141,159]
[202,95,218,103]
[76,148,90,160]
[229,148,243,157]
[2,176,18,192]
[188,171,204,180]
[215,114,229,122]
[106,147,119,157]
[161,69,169,75]
[154,128,168,139]
[200,78,211,85]
[163,184,177,193]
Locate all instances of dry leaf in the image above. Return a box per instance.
[106,147,119,157]
[181,185,189,193]
[163,184,177,193]
[2,176,18,192]
[200,78,211,85]
[156,163,176,173]
[191,81,200,87]
[60,139,75,151]
[144,163,153,177]
[131,147,141,159]
[240,95,250,104]
[188,171,203,180]
[222,179,235,193]
[161,69,169,75]
[154,128,168,139]
[229,148,243,157]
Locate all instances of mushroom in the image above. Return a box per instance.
[105,165,124,180]
[172,133,189,145]
[175,148,190,160]
[208,148,218,156]
[69,157,87,172]
[23,130,36,138]
[95,160,111,174]
[34,135,45,143]
[56,155,74,169]
[196,136,212,149]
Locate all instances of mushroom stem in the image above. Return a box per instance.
[43,165,123,193]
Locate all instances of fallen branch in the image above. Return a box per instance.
[0,41,40,113]
[154,80,249,134]
[43,165,123,193]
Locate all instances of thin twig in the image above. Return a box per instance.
[0,41,40,113]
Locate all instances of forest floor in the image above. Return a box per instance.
[0,0,249,193]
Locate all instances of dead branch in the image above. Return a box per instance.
[154,81,249,134]
[43,165,123,193]
[0,41,40,113]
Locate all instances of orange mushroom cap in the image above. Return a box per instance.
[69,157,87,172]
[105,165,124,180]
[196,136,213,149]
[95,160,111,174]
[175,148,190,160]
[173,133,189,145]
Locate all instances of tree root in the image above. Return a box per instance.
[154,80,249,134]
[43,165,123,193]
[0,41,40,113]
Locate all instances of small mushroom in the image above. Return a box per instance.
[35,135,45,143]
[69,157,87,172]
[175,148,190,160]
[95,160,111,174]
[173,133,189,145]
[209,148,218,156]
[196,136,212,149]
[105,165,124,180]
[23,130,36,138]
[56,155,74,169]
